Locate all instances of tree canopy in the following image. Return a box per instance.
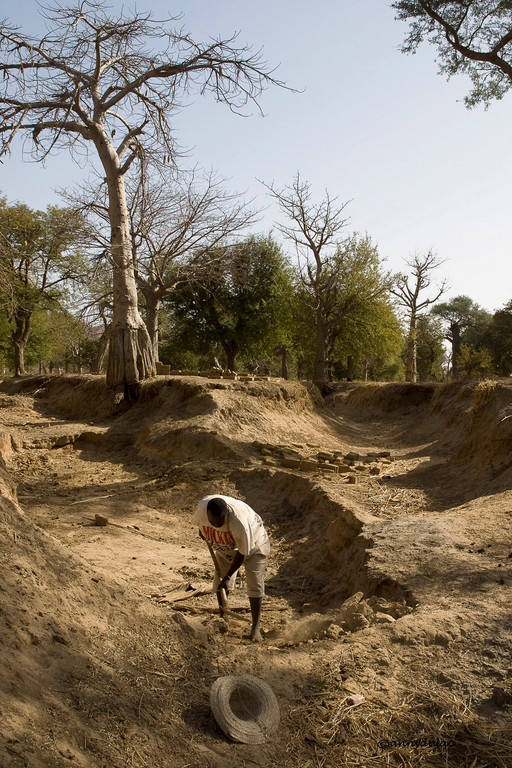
[167,236,293,372]
[393,1,512,107]
[0,196,86,375]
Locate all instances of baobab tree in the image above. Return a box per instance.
[263,174,351,393]
[391,251,447,382]
[432,295,490,378]
[0,1,284,399]
[67,167,258,361]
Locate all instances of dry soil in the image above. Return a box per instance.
[1,374,511,768]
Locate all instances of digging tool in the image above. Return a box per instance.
[85,514,162,541]
[155,581,251,623]
[173,602,252,623]
[203,537,230,617]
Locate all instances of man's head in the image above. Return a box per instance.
[207,497,228,528]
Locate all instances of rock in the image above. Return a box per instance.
[283,457,301,469]
[337,593,372,632]
[373,613,396,624]
[300,459,318,472]
[52,434,77,447]
[325,623,345,639]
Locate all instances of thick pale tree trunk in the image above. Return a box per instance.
[143,290,161,362]
[313,308,330,393]
[451,324,461,379]
[97,139,155,397]
[405,315,418,383]
[90,329,109,374]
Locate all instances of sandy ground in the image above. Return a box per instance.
[1,374,512,768]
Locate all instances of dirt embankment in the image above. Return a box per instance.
[1,374,512,768]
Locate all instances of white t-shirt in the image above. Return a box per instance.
[191,495,270,558]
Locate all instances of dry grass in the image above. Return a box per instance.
[361,478,431,517]
[285,670,512,768]
[471,380,498,414]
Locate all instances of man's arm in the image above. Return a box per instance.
[218,550,245,593]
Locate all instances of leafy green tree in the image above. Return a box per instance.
[393,1,512,108]
[485,300,512,376]
[167,236,293,371]
[432,295,491,377]
[291,233,399,382]
[0,312,12,372]
[336,298,404,381]
[327,235,399,377]
[457,344,494,379]
[293,233,402,381]
[0,197,86,375]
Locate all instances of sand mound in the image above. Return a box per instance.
[0,464,195,768]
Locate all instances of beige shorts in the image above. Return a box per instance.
[213,549,268,599]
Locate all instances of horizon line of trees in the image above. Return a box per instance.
[1,191,511,388]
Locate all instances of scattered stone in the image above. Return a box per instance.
[348,475,358,484]
[283,457,301,469]
[52,434,76,448]
[346,694,366,706]
[325,623,345,639]
[373,613,396,624]
[318,462,338,473]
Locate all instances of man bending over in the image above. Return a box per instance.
[192,494,270,642]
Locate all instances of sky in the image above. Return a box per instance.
[2,0,512,313]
